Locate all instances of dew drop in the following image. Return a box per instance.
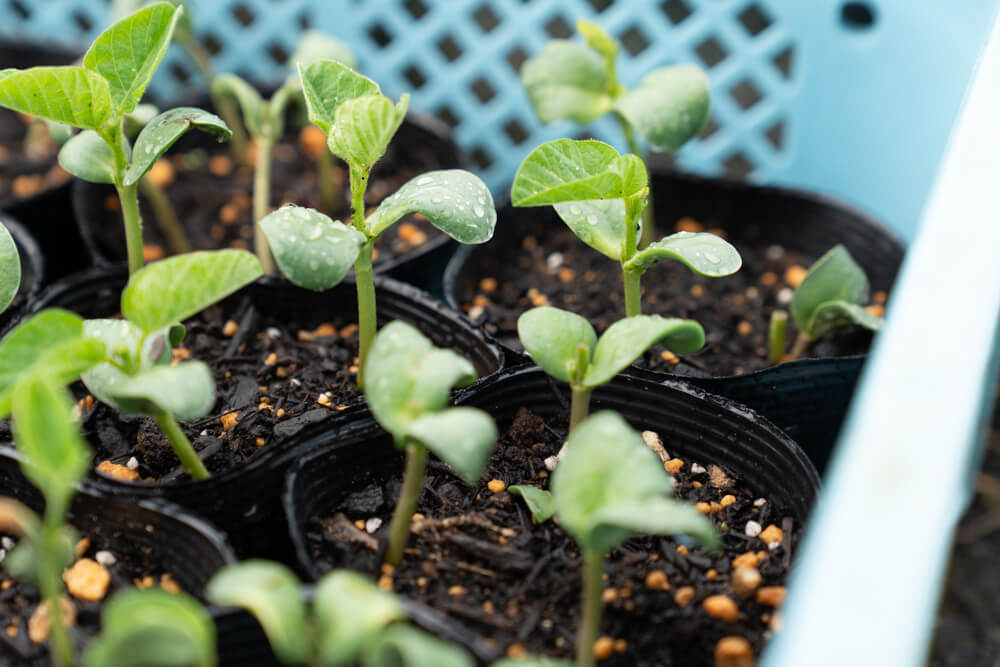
[473,205,484,217]
[586,214,598,225]
[417,176,433,185]
[569,205,582,216]
[704,252,720,264]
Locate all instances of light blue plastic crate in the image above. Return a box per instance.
[2,1,1000,665]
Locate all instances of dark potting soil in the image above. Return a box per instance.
[0,110,71,205]
[455,218,883,377]
[91,126,443,267]
[0,529,184,664]
[306,408,801,666]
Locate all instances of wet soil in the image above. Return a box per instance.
[0,111,71,207]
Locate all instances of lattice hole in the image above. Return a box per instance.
[436,105,460,129]
[772,45,794,80]
[403,64,427,89]
[723,152,754,178]
[473,5,500,33]
[73,9,93,32]
[841,2,876,29]
[620,26,650,57]
[729,78,763,111]
[507,45,529,73]
[698,116,720,141]
[297,12,311,30]
[545,15,573,39]
[503,118,530,145]
[202,33,223,56]
[10,0,30,20]
[470,77,496,104]
[437,34,463,62]
[369,23,393,49]
[661,0,693,25]
[765,119,786,150]
[695,36,728,69]
[738,4,772,37]
[170,63,191,84]
[267,42,289,66]
[587,0,613,12]
[404,0,429,21]
[469,147,494,170]
[231,3,255,27]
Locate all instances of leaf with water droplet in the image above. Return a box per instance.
[259,205,366,291]
[624,231,741,276]
[552,199,625,260]
[125,107,230,185]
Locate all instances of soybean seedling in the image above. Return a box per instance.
[260,61,496,387]
[512,138,740,318]
[769,244,884,362]
[518,306,704,435]
[211,34,356,273]
[521,19,710,248]
[364,321,497,566]
[81,250,263,480]
[207,561,473,666]
[0,3,232,275]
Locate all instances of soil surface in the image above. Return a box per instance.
[453,213,884,378]
[305,408,802,666]
[0,110,71,206]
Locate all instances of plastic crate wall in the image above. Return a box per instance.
[1,0,998,241]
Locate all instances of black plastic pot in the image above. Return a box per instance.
[443,170,905,474]
[23,263,503,559]
[0,212,45,336]
[283,365,819,663]
[72,111,463,295]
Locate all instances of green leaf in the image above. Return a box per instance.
[551,411,717,554]
[122,249,262,332]
[291,30,356,70]
[406,408,497,485]
[364,624,475,667]
[83,2,182,115]
[366,170,496,243]
[11,376,91,514]
[584,316,705,387]
[576,20,619,64]
[106,361,214,421]
[363,321,478,440]
[804,301,884,340]
[790,245,876,339]
[517,307,596,384]
[0,309,106,417]
[0,66,112,130]
[211,75,264,138]
[327,93,409,171]
[206,561,308,667]
[552,199,626,260]
[58,130,116,184]
[258,205,366,291]
[84,589,216,667]
[0,222,19,313]
[508,485,555,523]
[511,139,641,206]
[125,107,231,185]
[614,65,711,151]
[298,60,380,134]
[521,41,611,124]
[314,570,406,667]
[623,231,742,276]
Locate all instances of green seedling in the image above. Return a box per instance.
[769,244,884,361]
[260,60,496,387]
[0,221,20,313]
[518,306,704,437]
[364,321,497,566]
[81,250,262,480]
[521,19,710,248]
[512,139,740,318]
[84,588,216,667]
[512,412,717,667]
[207,561,473,667]
[0,3,232,275]
[212,34,355,273]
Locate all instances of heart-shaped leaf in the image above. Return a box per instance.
[552,199,626,260]
[327,93,409,171]
[584,316,704,387]
[125,107,231,185]
[0,222,19,313]
[804,301,883,340]
[624,231,742,276]
[299,60,380,134]
[211,74,264,138]
[106,361,214,421]
[0,66,112,130]
[364,624,475,667]
[614,65,711,152]
[84,588,216,667]
[521,41,611,124]
[291,30,356,70]
[314,570,406,667]
[406,408,497,485]
[122,249,262,333]
[366,170,496,243]
[508,485,556,523]
[259,205,366,291]
[58,130,116,184]
[512,139,641,206]
[206,561,308,667]
[83,2,182,115]
[790,245,874,337]
[552,411,717,554]
[517,307,596,384]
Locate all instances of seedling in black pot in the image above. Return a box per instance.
[260,60,496,386]
[364,321,497,566]
[521,19,710,248]
[512,139,740,318]
[0,3,232,275]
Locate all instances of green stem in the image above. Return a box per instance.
[354,239,376,389]
[253,134,275,274]
[116,183,145,275]
[213,92,249,166]
[789,331,812,361]
[138,176,191,255]
[576,548,605,667]
[569,385,593,434]
[39,515,72,667]
[768,310,788,365]
[317,149,339,214]
[623,269,642,317]
[152,410,210,480]
[384,442,427,567]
